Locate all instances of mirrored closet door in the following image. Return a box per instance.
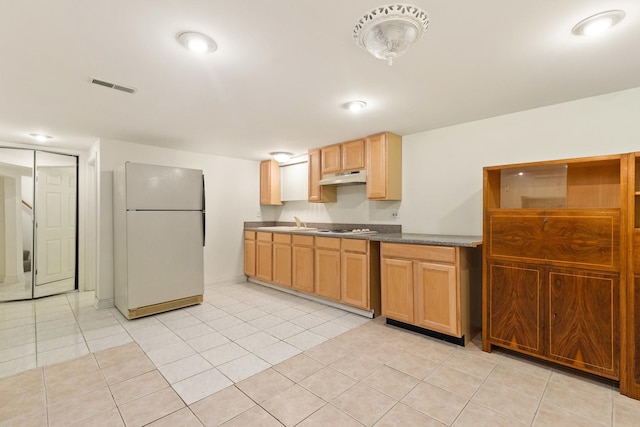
[0,147,78,301]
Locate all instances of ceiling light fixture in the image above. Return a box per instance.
[353,4,429,66]
[344,101,367,112]
[269,152,293,163]
[29,133,53,142]
[176,31,218,53]
[572,10,625,36]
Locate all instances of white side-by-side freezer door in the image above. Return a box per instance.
[126,211,204,309]
[125,162,203,211]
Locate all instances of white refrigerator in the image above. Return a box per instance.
[113,162,205,319]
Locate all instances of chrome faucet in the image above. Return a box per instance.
[294,216,307,229]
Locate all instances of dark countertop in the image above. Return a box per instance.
[370,233,482,248]
[244,224,482,248]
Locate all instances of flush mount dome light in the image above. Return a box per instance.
[29,133,53,142]
[269,152,293,163]
[572,10,625,36]
[344,100,367,112]
[353,4,430,65]
[176,31,217,53]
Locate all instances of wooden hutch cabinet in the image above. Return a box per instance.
[483,154,637,394]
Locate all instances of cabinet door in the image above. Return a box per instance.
[414,262,460,336]
[308,149,336,203]
[342,139,365,171]
[487,262,543,355]
[244,239,256,276]
[256,241,273,281]
[321,144,341,174]
[366,133,387,199]
[341,251,369,309]
[260,160,281,205]
[381,257,414,323]
[315,249,341,301]
[548,269,619,378]
[293,245,314,293]
[273,243,292,287]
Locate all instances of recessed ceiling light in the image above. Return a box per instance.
[29,133,53,142]
[572,10,625,36]
[176,31,217,53]
[344,101,367,112]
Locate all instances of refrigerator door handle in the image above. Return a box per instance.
[202,175,206,247]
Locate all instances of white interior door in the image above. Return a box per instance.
[34,152,77,297]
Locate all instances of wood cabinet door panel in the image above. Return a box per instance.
[366,133,386,199]
[342,139,366,171]
[636,276,640,384]
[321,144,341,174]
[548,270,619,377]
[489,211,619,269]
[292,246,314,293]
[256,241,272,281]
[244,239,256,276]
[414,262,459,336]
[315,249,341,300]
[488,263,543,354]
[273,243,292,287]
[381,257,414,323]
[542,214,619,269]
[341,252,368,309]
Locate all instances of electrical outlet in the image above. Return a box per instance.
[391,211,399,218]
[256,211,261,218]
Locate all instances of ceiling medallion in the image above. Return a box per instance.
[353,4,430,66]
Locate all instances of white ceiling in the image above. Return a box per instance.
[1,0,639,161]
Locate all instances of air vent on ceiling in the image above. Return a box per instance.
[90,77,137,94]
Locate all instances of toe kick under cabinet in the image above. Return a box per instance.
[380,242,482,345]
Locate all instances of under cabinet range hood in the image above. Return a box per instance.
[319,169,367,186]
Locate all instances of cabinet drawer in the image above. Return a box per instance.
[244,231,256,240]
[342,238,367,253]
[315,236,341,250]
[273,233,291,244]
[256,232,272,242]
[489,210,619,269]
[381,243,455,263]
[293,235,314,246]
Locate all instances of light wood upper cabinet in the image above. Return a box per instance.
[321,139,366,174]
[366,132,402,200]
[260,159,282,205]
[308,149,336,203]
[321,144,342,174]
[342,139,366,171]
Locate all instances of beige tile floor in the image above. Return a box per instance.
[2,281,640,426]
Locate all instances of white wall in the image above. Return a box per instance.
[400,86,640,235]
[98,138,261,305]
[275,87,640,236]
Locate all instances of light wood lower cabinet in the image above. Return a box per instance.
[381,242,481,343]
[245,231,381,315]
[272,233,292,287]
[255,232,273,282]
[244,231,256,277]
[315,237,341,301]
[292,235,314,293]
